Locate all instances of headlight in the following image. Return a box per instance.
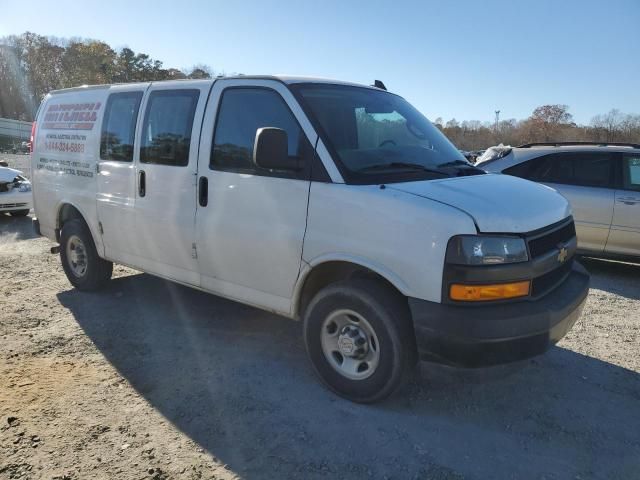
[18,183,32,192]
[446,235,528,265]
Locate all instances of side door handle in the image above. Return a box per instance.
[199,176,208,207]
[139,170,146,197]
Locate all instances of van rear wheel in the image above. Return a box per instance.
[303,278,417,403]
[60,218,113,291]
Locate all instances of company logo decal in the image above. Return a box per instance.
[42,102,101,130]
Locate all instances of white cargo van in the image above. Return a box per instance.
[31,76,589,402]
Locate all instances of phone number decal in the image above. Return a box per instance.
[44,141,85,153]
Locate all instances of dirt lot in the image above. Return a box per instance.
[1,213,639,480]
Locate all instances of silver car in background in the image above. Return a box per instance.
[478,142,640,259]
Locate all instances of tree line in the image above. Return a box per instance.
[436,104,640,151]
[0,32,215,121]
[1,32,638,150]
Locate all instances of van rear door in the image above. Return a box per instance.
[131,81,212,285]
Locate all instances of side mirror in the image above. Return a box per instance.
[253,127,298,171]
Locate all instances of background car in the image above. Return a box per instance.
[0,165,32,217]
[477,142,640,259]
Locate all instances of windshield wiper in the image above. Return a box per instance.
[436,160,486,176]
[357,162,449,176]
[437,159,470,167]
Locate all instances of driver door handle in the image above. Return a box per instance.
[138,170,146,197]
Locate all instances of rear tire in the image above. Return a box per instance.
[303,278,417,403]
[9,209,30,217]
[60,218,113,291]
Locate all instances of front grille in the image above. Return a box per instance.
[526,218,577,298]
[531,258,573,297]
[0,183,9,193]
[528,220,576,259]
[0,203,27,209]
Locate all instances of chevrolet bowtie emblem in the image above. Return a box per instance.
[557,247,568,263]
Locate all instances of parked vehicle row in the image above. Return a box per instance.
[30,76,588,402]
[0,141,31,155]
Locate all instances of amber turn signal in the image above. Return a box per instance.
[450,281,530,301]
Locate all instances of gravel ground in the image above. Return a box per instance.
[1,213,639,480]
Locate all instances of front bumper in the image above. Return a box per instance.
[409,262,589,367]
[0,191,33,212]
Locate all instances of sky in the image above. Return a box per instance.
[1,0,638,124]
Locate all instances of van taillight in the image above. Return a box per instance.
[30,122,36,154]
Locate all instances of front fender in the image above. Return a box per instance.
[302,182,478,305]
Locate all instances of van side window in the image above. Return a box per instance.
[623,155,640,191]
[140,90,199,167]
[210,88,313,177]
[100,92,142,162]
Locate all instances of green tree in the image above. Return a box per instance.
[62,41,116,86]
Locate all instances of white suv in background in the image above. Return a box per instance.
[478,142,640,259]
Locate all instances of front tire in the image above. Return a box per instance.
[9,209,30,217]
[303,279,417,403]
[60,218,113,291]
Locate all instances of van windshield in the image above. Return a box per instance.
[291,84,484,184]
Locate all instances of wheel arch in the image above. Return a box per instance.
[293,255,412,319]
[54,201,101,251]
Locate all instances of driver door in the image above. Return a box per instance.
[195,79,318,314]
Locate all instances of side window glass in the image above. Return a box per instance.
[623,155,640,191]
[140,90,199,166]
[504,159,535,179]
[100,92,142,161]
[572,153,612,188]
[529,154,572,184]
[210,88,312,175]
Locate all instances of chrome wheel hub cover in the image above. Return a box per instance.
[320,309,380,381]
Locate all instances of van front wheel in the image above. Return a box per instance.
[303,279,417,403]
[60,219,113,291]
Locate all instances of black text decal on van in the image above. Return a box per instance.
[36,157,94,178]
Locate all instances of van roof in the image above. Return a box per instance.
[47,75,380,95]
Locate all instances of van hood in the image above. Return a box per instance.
[388,174,571,233]
[0,167,22,183]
